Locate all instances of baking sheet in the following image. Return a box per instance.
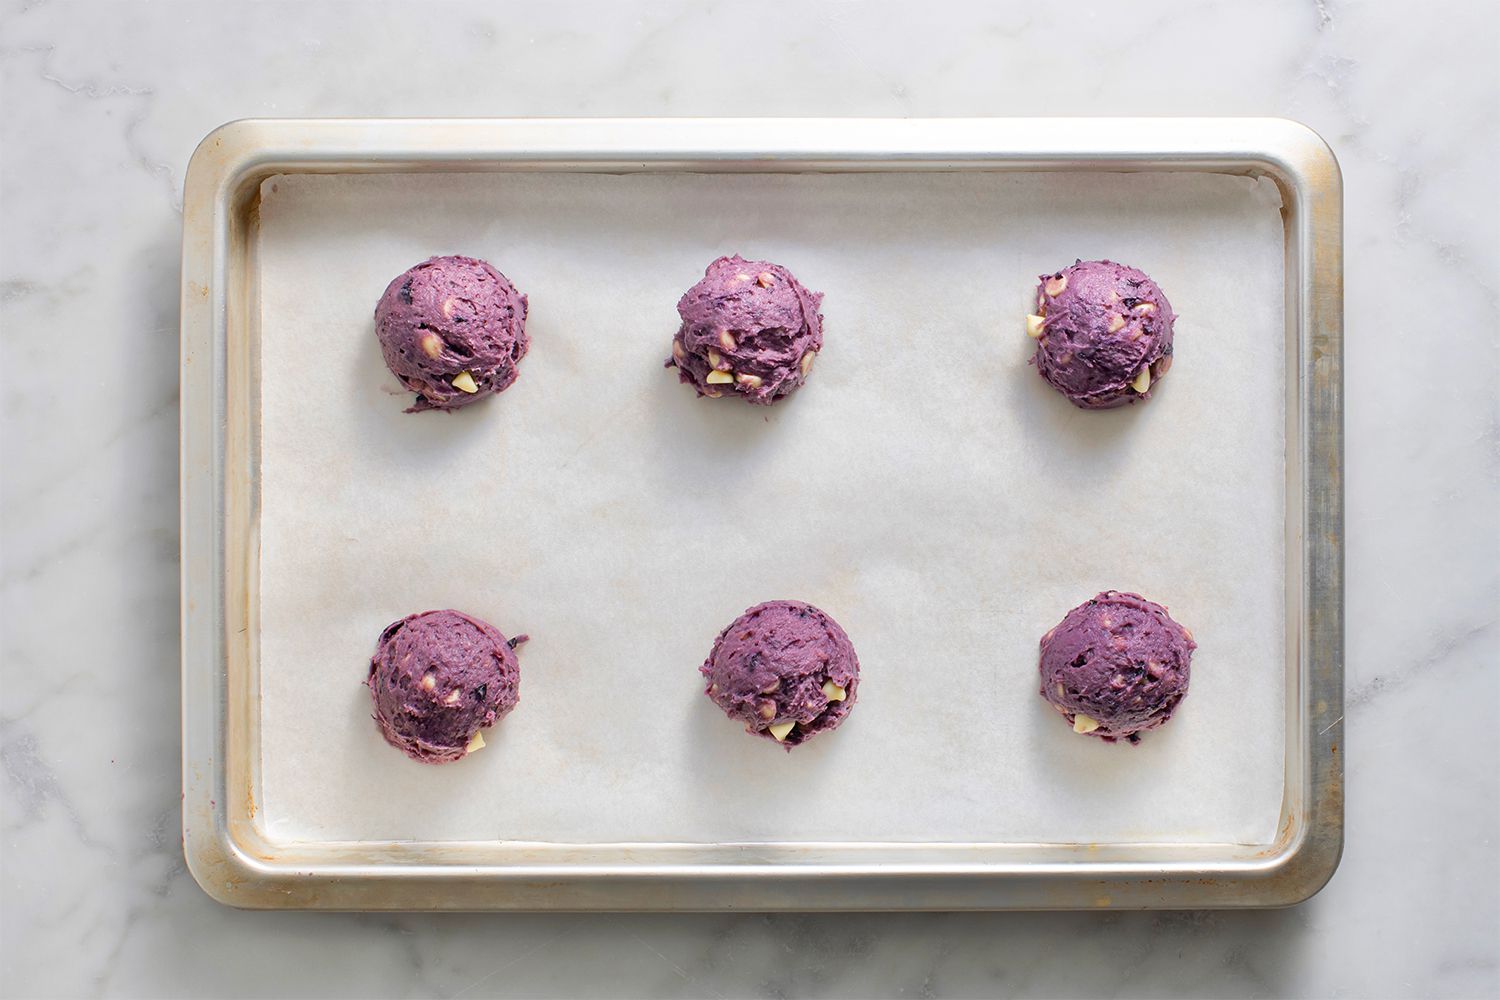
[256,169,1286,846]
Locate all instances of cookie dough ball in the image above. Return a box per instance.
[701,600,858,749]
[367,609,525,763]
[668,255,823,404]
[1038,591,1195,743]
[1027,259,1176,409]
[374,255,529,412]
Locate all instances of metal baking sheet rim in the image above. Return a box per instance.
[179,117,1343,910]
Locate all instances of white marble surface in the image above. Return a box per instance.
[1,0,1496,996]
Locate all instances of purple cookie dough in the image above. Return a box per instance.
[1029,259,1176,409]
[701,600,859,749]
[1038,591,1195,744]
[668,255,823,405]
[367,609,526,763]
[374,255,529,412]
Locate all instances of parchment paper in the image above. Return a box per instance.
[257,169,1286,845]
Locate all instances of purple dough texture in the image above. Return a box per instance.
[373,255,529,412]
[1031,259,1176,409]
[1038,591,1195,743]
[668,255,823,405]
[701,600,859,749]
[367,609,524,763]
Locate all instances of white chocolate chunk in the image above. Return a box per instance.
[466,730,486,753]
[1130,367,1151,394]
[421,673,437,690]
[420,332,444,358]
[1133,302,1156,314]
[452,370,479,393]
[1073,713,1101,734]
[672,340,686,362]
[1107,314,1126,333]
[767,721,795,741]
[1026,314,1046,338]
[707,348,723,369]
[719,330,737,351]
[800,351,817,377]
[705,370,734,385]
[757,272,775,288]
[821,681,846,702]
[736,373,763,389]
[703,388,723,398]
[1044,274,1068,297]
[444,689,461,705]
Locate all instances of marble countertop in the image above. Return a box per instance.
[2,1,1496,996]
